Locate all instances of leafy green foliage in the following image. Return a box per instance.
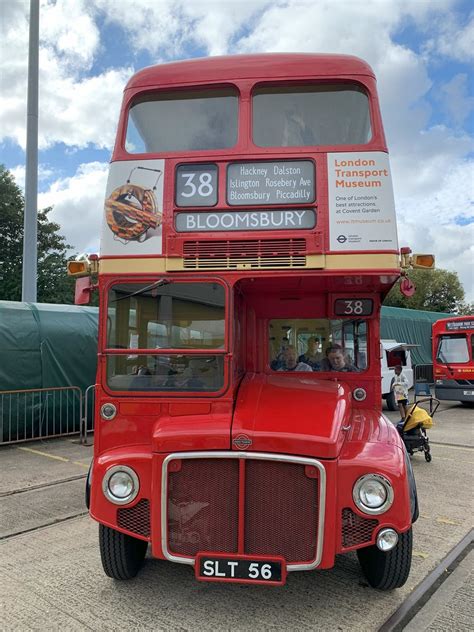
[383,268,467,313]
[0,165,77,304]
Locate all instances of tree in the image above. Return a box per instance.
[383,268,466,313]
[0,165,77,304]
[456,301,474,316]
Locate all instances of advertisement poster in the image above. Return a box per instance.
[327,152,398,251]
[100,159,165,256]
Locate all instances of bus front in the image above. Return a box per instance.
[433,316,474,405]
[88,54,416,590]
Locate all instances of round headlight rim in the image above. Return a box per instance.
[100,402,117,421]
[376,527,399,552]
[353,387,367,401]
[102,465,139,505]
[353,473,394,515]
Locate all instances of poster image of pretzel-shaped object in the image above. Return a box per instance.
[105,167,163,243]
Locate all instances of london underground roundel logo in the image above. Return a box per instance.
[337,234,347,243]
[233,434,252,450]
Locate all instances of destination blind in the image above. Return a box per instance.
[175,209,316,232]
[227,160,315,206]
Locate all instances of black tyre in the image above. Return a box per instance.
[461,401,474,407]
[357,528,412,590]
[99,524,148,579]
[424,450,432,462]
[386,391,398,411]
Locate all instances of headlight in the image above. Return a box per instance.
[102,465,139,505]
[353,387,367,401]
[101,403,117,420]
[376,528,399,551]
[353,474,394,515]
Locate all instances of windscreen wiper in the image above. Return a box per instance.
[112,279,170,303]
[438,351,455,376]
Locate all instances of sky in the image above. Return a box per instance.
[1,0,473,301]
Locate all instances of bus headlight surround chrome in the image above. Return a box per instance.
[100,402,117,420]
[353,387,367,401]
[102,465,139,505]
[353,474,394,515]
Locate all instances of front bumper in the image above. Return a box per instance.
[435,380,474,402]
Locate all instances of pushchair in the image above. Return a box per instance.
[396,397,440,462]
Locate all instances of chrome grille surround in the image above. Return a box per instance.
[161,451,326,572]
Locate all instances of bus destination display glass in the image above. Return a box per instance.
[227,160,315,206]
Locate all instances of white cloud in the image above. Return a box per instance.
[0,0,132,150]
[37,162,109,254]
[10,163,54,191]
[436,74,474,128]
[424,11,474,63]
[396,160,474,301]
[41,0,100,69]
[94,0,270,58]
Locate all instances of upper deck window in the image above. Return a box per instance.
[253,84,371,147]
[125,88,238,153]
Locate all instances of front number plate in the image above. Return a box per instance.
[463,390,474,396]
[195,553,285,585]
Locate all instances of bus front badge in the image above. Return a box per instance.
[233,434,252,450]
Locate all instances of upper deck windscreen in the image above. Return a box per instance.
[253,84,371,147]
[126,88,238,153]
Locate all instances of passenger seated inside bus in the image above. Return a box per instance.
[269,318,366,373]
[276,346,312,372]
[320,345,360,372]
[270,338,290,370]
[298,337,322,370]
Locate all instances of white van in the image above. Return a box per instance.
[381,340,417,410]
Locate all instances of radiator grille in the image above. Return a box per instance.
[167,457,319,564]
[183,239,306,269]
[245,460,318,563]
[341,508,378,548]
[167,459,239,556]
[117,499,150,538]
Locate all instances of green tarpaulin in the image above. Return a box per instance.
[0,301,98,391]
[0,301,98,441]
[380,306,452,365]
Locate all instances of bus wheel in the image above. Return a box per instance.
[461,401,474,407]
[386,391,398,411]
[99,524,148,579]
[357,528,412,590]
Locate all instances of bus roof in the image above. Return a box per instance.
[126,53,376,90]
[433,315,474,328]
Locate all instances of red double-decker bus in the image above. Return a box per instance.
[71,54,427,590]
[433,316,474,405]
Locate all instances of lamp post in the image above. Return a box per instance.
[22,0,40,303]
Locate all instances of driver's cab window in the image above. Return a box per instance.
[269,319,367,372]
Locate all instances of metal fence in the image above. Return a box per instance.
[0,386,93,446]
[414,364,434,385]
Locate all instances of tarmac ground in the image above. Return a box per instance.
[0,398,472,631]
